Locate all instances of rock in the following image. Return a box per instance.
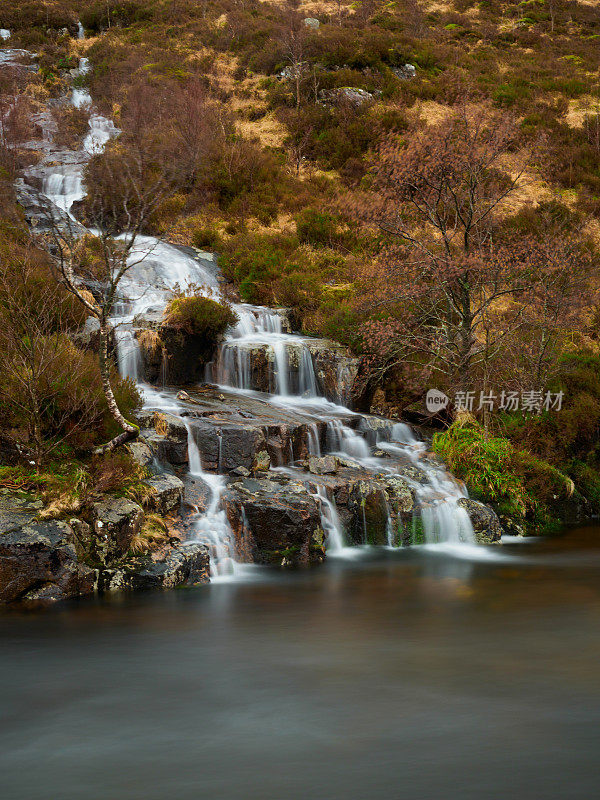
[224,479,324,567]
[318,87,375,108]
[304,339,359,403]
[144,472,184,515]
[232,466,251,477]
[158,323,221,385]
[135,328,164,383]
[0,520,96,603]
[346,480,390,545]
[308,455,338,475]
[177,390,191,401]
[137,411,189,465]
[253,450,271,472]
[458,498,503,544]
[90,498,144,564]
[126,438,155,468]
[189,419,267,472]
[303,17,320,28]
[392,63,417,80]
[113,542,210,591]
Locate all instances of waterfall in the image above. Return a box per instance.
[114,328,142,382]
[272,340,289,395]
[11,32,486,588]
[77,21,85,39]
[379,425,475,545]
[186,423,239,578]
[42,170,85,215]
[298,346,318,396]
[312,485,345,551]
[307,424,321,456]
[325,420,370,459]
[0,29,11,41]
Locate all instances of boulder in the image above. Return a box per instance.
[0,520,96,603]
[144,472,184,515]
[318,87,375,108]
[104,542,210,591]
[223,478,325,567]
[308,455,337,475]
[303,17,320,28]
[90,498,144,564]
[392,64,417,80]
[126,437,156,468]
[189,419,267,472]
[304,339,359,404]
[135,328,164,383]
[137,411,189,465]
[158,323,220,385]
[458,498,503,544]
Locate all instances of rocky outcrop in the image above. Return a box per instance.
[304,339,359,404]
[392,64,417,80]
[223,477,325,567]
[137,411,189,465]
[458,498,503,544]
[318,87,376,108]
[144,472,184,515]
[158,323,217,385]
[101,542,210,591]
[215,338,358,403]
[90,498,144,564]
[0,519,96,603]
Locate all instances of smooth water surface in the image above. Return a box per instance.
[2,528,600,800]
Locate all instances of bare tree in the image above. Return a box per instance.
[41,144,178,453]
[280,14,308,109]
[354,105,531,390]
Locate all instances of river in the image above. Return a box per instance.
[1,527,600,799]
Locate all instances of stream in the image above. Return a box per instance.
[2,527,600,799]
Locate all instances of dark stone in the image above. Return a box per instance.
[223,480,324,567]
[0,520,96,604]
[308,455,337,475]
[137,411,189,465]
[458,498,503,544]
[110,542,210,591]
[158,323,220,385]
[90,498,144,564]
[144,473,184,515]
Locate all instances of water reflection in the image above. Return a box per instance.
[2,527,600,799]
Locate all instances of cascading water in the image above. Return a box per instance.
[311,486,345,552]
[185,423,239,578]
[10,29,482,581]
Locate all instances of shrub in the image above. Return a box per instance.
[432,413,574,529]
[163,295,237,338]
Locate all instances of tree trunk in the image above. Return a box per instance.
[95,320,139,454]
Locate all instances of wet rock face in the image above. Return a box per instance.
[158,324,218,385]
[103,542,210,592]
[304,340,359,404]
[458,498,503,544]
[223,478,325,567]
[214,339,358,403]
[0,520,96,604]
[137,411,189,465]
